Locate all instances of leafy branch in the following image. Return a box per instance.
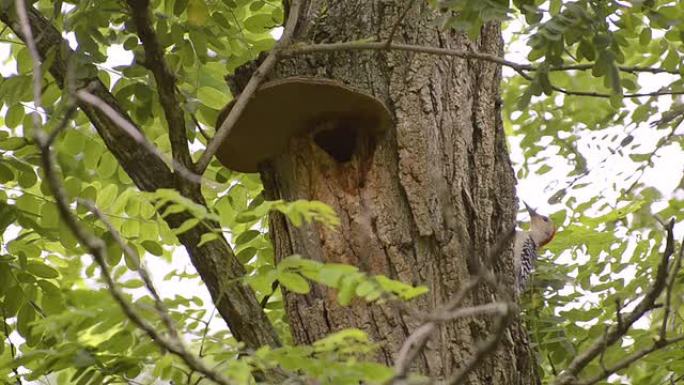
[0,1,282,352]
[10,1,283,384]
[282,41,684,99]
[553,219,683,385]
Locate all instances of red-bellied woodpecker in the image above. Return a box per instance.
[513,202,556,293]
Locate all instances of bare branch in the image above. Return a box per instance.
[283,41,529,74]
[196,0,303,174]
[553,219,677,385]
[38,155,238,385]
[0,0,286,354]
[0,5,175,191]
[423,302,512,322]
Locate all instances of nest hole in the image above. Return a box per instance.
[313,122,359,163]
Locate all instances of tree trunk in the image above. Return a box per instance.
[258,1,537,384]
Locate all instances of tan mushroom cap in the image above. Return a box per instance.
[214,77,392,173]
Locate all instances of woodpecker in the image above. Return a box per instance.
[513,202,556,293]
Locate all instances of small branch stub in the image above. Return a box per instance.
[214,77,393,172]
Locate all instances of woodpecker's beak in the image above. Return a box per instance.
[523,201,537,216]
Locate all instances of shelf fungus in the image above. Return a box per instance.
[214,77,393,173]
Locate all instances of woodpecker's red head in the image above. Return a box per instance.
[524,202,556,247]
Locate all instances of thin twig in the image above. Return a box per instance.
[260,280,280,308]
[550,84,684,99]
[37,115,239,385]
[190,112,211,141]
[79,198,180,339]
[15,0,42,130]
[46,105,77,145]
[544,63,680,75]
[422,301,509,323]
[196,0,303,174]
[199,307,217,358]
[2,308,23,385]
[385,0,417,49]
[615,298,623,333]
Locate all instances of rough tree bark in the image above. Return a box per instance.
[253,1,537,384]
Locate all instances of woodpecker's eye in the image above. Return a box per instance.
[542,216,549,222]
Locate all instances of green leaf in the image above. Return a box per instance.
[197,86,230,110]
[97,152,118,179]
[63,129,86,155]
[187,0,209,27]
[663,48,679,72]
[26,261,59,278]
[0,137,26,150]
[5,104,24,129]
[236,247,257,263]
[235,229,260,245]
[337,276,359,306]
[121,279,144,288]
[639,28,651,45]
[243,14,276,33]
[277,271,310,294]
[96,184,118,208]
[40,201,60,229]
[172,217,200,235]
[198,232,219,247]
[3,285,24,316]
[16,303,36,338]
[141,240,164,256]
[0,162,15,183]
[317,263,358,287]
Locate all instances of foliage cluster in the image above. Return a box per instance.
[0,0,682,384]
